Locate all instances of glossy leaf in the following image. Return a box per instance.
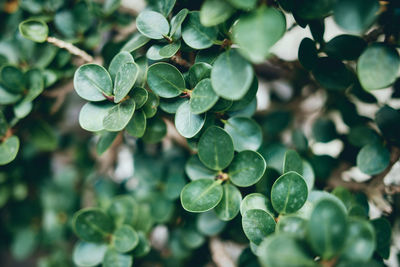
[182,12,218,49]
[242,209,276,245]
[189,78,218,114]
[214,184,242,221]
[283,150,303,174]
[72,241,107,267]
[170,8,189,36]
[0,136,20,165]
[126,110,147,138]
[103,99,135,131]
[121,32,150,52]
[74,64,112,101]
[79,102,113,132]
[240,193,274,216]
[312,57,354,90]
[188,62,212,88]
[211,49,254,100]
[224,117,262,152]
[185,155,218,181]
[200,0,234,27]
[175,101,206,138]
[72,208,114,243]
[229,151,266,187]
[112,225,139,253]
[114,62,139,103]
[147,63,185,98]
[136,11,170,39]
[159,41,181,58]
[180,179,223,212]
[132,87,148,109]
[198,126,234,170]
[108,51,135,82]
[96,132,118,155]
[19,19,48,43]
[357,143,390,175]
[142,91,159,118]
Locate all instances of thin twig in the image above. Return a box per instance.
[42,81,74,114]
[47,37,93,63]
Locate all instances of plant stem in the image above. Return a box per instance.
[46,36,93,63]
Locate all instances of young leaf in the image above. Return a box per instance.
[19,19,48,43]
[198,126,234,170]
[242,209,276,245]
[136,11,170,40]
[180,179,223,212]
[147,63,185,98]
[271,171,308,214]
[72,242,107,267]
[72,208,114,243]
[228,151,266,187]
[175,101,206,138]
[189,78,219,114]
[182,12,218,49]
[74,64,113,101]
[120,32,150,52]
[224,117,262,152]
[211,49,254,100]
[103,98,136,131]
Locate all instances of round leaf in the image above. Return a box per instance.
[298,37,318,70]
[147,63,185,98]
[0,136,20,165]
[103,99,135,131]
[271,171,308,214]
[74,64,112,101]
[185,155,218,181]
[357,143,390,175]
[170,8,189,36]
[211,49,254,100]
[312,57,354,90]
[142,91,159,118]
[0,65,25,94]
[324,35,367,61]
[114,62,139,103]
[132,232,151,257]
[108,51,135,82]
[182,12,218,49]
[283,149,303,174]
[112,225,139,253]
[126,110,146,138]
[19,19,48,43]
[159,41,181,58]
[189,78,218,114]
[200,0,234,27]
[79,102,113,132]
[242,209,276,245]
[224,117,262,152]
[240,193,274,216]
[188,62,212,88]
[103,249,133,267]
[107,196,138,227]
[175,101,206,138]
[180,179,223,212]
[136,11,170,39]
[72,208,114,243]
[229,151,266,187]
[73,241,107,267]
[214,183,242,221]
[198,126,234,170]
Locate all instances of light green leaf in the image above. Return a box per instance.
[79,102,113,132]
[175,101,206,138]
[121,32,150,52]
[72,208,114,243]
[242,209,276,245]
[103,99,136,131]
[188,62,212,88]
[159,41,181,58]
[226,0,257,10]
[200,0,234,27]
[136,11,170,39]
[142,91,159,118]
[112,225,139,253]
[0,136,20,165]
[181,179,223,212]
[170,8,189,36]
[357,143,390,175]
[229,151,266,187]
[96,132,118,155]
[107,196,138,227]
[103,249,133,267]
[0,65,25,94]
[19,19,48,43]
[240,193,275,216]
[132,232,151,257]
[108,51,134,82]
[276,216,307,239]
[72,241,107,267]
[224,117,262,152]
[74,64,113,101]
[113,62,139,103]
[132,87,148,109]
[182,12,218,49]
[214,183,242,221]
[189,78,218,114]
[147,62,185,98]
[185,155,218,181]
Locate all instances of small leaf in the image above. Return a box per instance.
[276,216,307,239]
[224,117,262,152]
[72,241,107,267]
[159,97,187,114]
[298,38,318,70]
[324,35,367,60]
[72,208,114,243]
[108,51,135,82]
[308,199,347,259]
[229,151,266,187]
[147,63,185,98]
[185,155,218,181]
[74,64,113,101]
[103,249,133,267]
[180,179,223,212]
[188,62,212,88]
[112,225,139,253]
[132,87,148,109]
[142,116,166,144]
[103,99,135,131]
[312,57,354,90]
[283,149,303,174]
[357,143,390,175]
[198,126,234,170]
[136,11,170,39]
[242,209,276,245]
[295,0,336,20]
[182,12,218,49]
[170,8,189,36]
[271,171,308,214]
[0,136,20,165]
[0,65,25,94]
[214,184,242,221]
[211,49,254,100]
[148,0,176,17]
[159,41,181,58]
[240,193,275,216]
[142,91,159,118]
[114,62,139,103]
[175,101,206,138]
[126,110,147,138]
[189,79,218,114]
[200,0,234,27]
[312,117,337,143]
[96,131,118,155]
[79,102,113,132]
[132,232,151,257]
[107,196,138,227]
[371,218,391,259]
[121,32,150,52]
[19,19,48,43]
[0,85,21,105]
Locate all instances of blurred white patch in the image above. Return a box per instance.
[122,0,146,12]
[368,201,382,219]
[256,79,271,111]
[384,161,400,186]
[342,166,371,183]
[151,225,169,251]
[114,146,134,182]
[311,139,343,158]
[270,80,293,101]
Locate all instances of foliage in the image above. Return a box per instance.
[1,0,400,266]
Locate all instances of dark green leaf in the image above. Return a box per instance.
[108,51,135,82]
[142,91,159,118]
[126,110,146,138]
[182,12,218,49]
[159,41,181,58]
[132,87,148,109]
[0,65,25,94]
[0,136,20,165]
[114,62,139,103]
[142,116,166,143]
[240,193,275,216]
[200,0,234,27]
[189,78,218,114]
[298,38,318,70]
[324,35,367,60]
[103,99,135,131]
[121,32,150,52]
[185,155,218,181]
[283,150,303,174]
[170,8,189,36]
[357,143,390,175]
[229,151,266,187]
[180,179,223,212]
[312,57,354,90]
[96,132,118,155]
[72,208,114,243]
[224,117,262,152]
[112,225,139,253]
[214,183,242,221]
[147,62,185,98]
[342,219,375,262]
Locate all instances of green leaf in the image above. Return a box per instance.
[0,65,25,94]
[197,211,226,236]
[312,57,354,90]
[96,132,118,155]
[147,62,185,98]
[74,64,113,101]
[180,179,223,212]
[14,101,32,119]
[19,19,48,43]
[312,117,337,143]
[242,209,276,245]
[324,35,367,60]
[159,41,181,58]
[341,219,376,262]
[112,225,139,253]
[0,136,20,165]
[103,249,133,267]
[0,85,21,105]
[108,51,134,82]
[375,105,400,143]
[142,116,166,143]
[334,0,380,33]
[276,216,307,239]
[189,78,218,114]
[136,11,170,40]
[185,155,218,181]
[229,77,258,111]
[142,91,159,118]
[357,44,400,91]
[233,6,286,63]
[298,38,318,70]
[200,0,234,27]
[148,0,176,17]
[132,87,148,109]
[126,110,146,138]
[188,62,212,88]
[211,49,254,100]
[121,32,150,52]
[214,183,242,221]
[271,171,308,214]
[295,0,336,20]
[79,102,113,132]
[113,62,139,103]
[371,218,391,259]
[240,193,275,216]
[198,126,234,170]
[103,0,121,15]
[258,233,317,267]
[159,97,187,114]
[103,99,135,131]
[182,12,218,49]
[175,101,206,138]
[72,208,114,243]
[170,8,189,36]
[229,151,266,187]
[72,241,107,267]
[24,68,44,102]
[283,150,303,174]
[357,143,390,175]
[308,199,347,259]
[226,0,257,10]
[224,117,262,152]
[210,98,233,112]
[107,196,137,227]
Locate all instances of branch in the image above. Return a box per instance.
[42,81,74,114]
[47,37,93,63]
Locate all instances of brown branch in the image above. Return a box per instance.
[42,81,74,114]
[47,37,93,63]
[170,51,192,69]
